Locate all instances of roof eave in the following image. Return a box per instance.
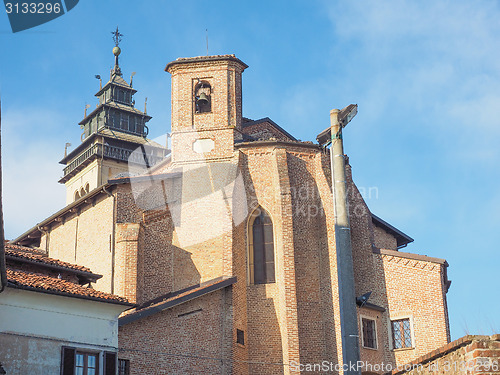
[241,117,297,141]
[11,184,113,245]
[371,213,414,247]
[165,55,248,72]
[119,276,236,326]
[95,81,137,97]
[59,133,99,164]
[5,254,101,282]
[7,282,134,307]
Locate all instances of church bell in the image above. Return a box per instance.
[197,92,209,106]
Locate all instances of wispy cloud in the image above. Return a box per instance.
[322,0,500,340]
[325,1,500,117]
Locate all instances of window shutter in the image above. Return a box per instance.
[104,352,117,375]
[61,347,75,375]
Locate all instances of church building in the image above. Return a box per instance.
[13,41,451,375]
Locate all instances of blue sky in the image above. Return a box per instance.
[1,0,499,340]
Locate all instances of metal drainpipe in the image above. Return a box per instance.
[103,186,116,295]
[330,109,361,374]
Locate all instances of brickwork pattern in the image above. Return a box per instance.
[119,289,233,375]
[115,223,141,303]
[380,252,449,365]
[373,226,398,250]
[24,54,453,375]
[389,335,500,375]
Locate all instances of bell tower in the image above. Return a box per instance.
[59,28,166,204]
[165,55,248,163]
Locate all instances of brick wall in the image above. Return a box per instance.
[379,249,450,365]
[118,288,233,375]
[373,226,398,250]
[167,57,246,164]
[389,335,500,375]
[115,223,141,303]
[29,53,453,375]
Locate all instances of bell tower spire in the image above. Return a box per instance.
[58,30,166,205]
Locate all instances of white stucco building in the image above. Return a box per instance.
[0,244,132,375]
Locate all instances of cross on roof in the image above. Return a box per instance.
[112,26,123,47]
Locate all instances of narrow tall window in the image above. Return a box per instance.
[361,317,377,349]
[250,208,275,284]
[118,359,130,375]
[194,81,211,114]
[391,318,413,349]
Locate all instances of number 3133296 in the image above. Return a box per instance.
[5,2,62,14]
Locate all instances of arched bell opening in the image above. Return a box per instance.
[194,80,211,114]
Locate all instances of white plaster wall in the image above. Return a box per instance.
[0,288,128,347]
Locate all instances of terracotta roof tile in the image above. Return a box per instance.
[165,54,248,71]
[7,268,129,304]
[5,244,93,274]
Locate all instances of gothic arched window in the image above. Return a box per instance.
[249,208,275,284]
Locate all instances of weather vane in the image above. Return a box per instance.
[111,26,123,47]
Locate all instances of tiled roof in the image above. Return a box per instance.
[6,244,93,274]
[241,117,297,141]
[172,54,237,62]
[165,54,248,71]
[78,102,150,125]
[7,268,130,305]
[95,74,137,97]
[104,101,149,117]
[98,128,163,148]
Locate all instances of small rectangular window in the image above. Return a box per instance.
[61,347,101,375]
[236,329,245,345]
[391,318,412,349]
[361,317,377,349]
[118,359,130,375]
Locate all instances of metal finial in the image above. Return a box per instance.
[112,26,123,47]
[64,143,72,158]
[111,27,123,76]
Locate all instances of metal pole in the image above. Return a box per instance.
[330,109,361,374]
[0,99,6,293]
